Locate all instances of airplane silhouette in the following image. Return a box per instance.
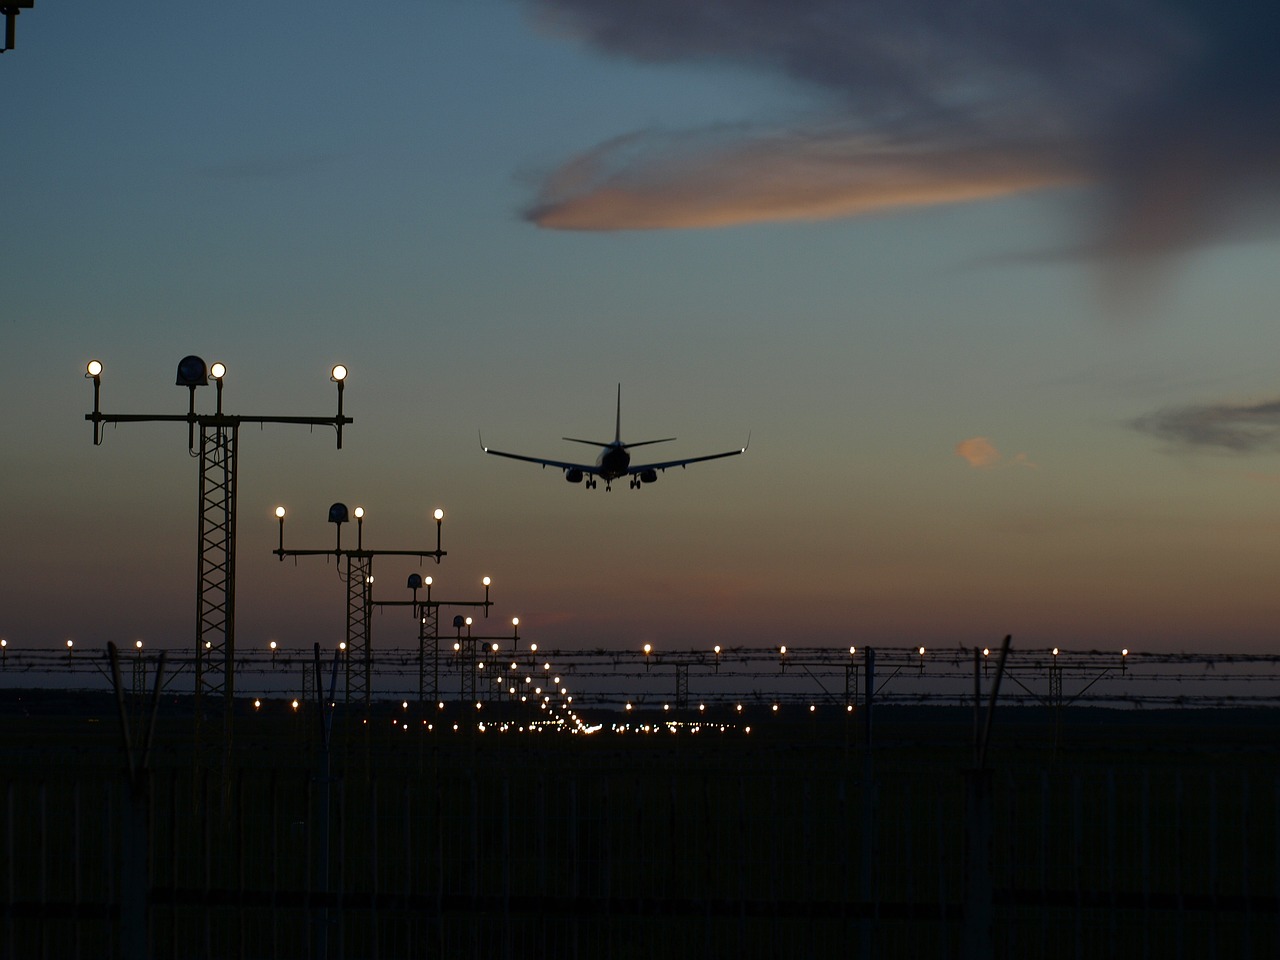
[482,385,747,491]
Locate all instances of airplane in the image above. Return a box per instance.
[481,385,747,491]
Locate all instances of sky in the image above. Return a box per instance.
[5,0,1280,660]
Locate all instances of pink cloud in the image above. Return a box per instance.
[956,437,1037,469]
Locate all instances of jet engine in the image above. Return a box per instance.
[639,469,658,484]
[565,468,584,484]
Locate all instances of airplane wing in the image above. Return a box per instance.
[627,440,748,475]
[480,437,600,475]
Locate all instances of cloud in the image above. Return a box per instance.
[522,0,1280,266]
[527,126,1077,230]
[956,436,1036,469]
[956,437,1001,468]
[1134,397,1280,452]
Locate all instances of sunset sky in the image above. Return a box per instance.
[5,1,1280,658]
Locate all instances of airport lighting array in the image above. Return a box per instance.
[273,501,449,712]
[371,574,515,704]
[84,355,352,766]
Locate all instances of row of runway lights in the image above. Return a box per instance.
[0,639,1132,660]
[249,695,880,736]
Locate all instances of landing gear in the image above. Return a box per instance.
[629,477,640,489]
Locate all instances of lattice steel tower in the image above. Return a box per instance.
[274,504,447,715]
[86,356,352,769]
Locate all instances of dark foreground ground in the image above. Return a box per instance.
[1,690,1276,959]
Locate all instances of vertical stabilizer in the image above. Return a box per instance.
[615,384,622,444]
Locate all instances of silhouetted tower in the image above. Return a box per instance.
[85,356,351,774]
[274,503,445,715]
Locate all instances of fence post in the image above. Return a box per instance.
[962,768,994,960]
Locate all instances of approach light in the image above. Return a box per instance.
[1122,648,1129,657]
[338,641,347,651]
[330,364,348,382]
[209,362,226,380]
[529,643,538,653]
[512,617,519,627]
[1052,647,1059,657]
[175,355,208,387]
[135,640,143,650]
[483,576,491,587]
[85,359,103,379]
[983,647,990,657]
[66,639,74,649]
[849,646,856,655]
[434,508,444,521]
[269,641,277,651]
[253,699,261,710]
[643,643,652,655]
[424,576,432,586]
[491,643,499,653]
[354,506,365,519]
[465,617,473,626]
[918,646,926,656]
[275,506,286,519]
[780,645,787,655]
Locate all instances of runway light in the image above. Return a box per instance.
[354,506,365,519]
[849,646,856,655]
[253,699,261,710]
[339,641,347,651]
[809,704,816,713]
[135,640,143,650]
[66,639,73,649]
[210,362,226,380]
[291,699,299,711]
[530,643,538,653]
[483,576,491,586]
[275,506,285,519]
[1052,647,1060,656]
[433,508,444,521]
[918,646,926,656]
[86,359,103,378]
[713,645,721,655]
[983,648,990,657]
[330,364,348,382]
[1122,648,1129,657]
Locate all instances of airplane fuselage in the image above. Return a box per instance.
[596,444,630,480]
